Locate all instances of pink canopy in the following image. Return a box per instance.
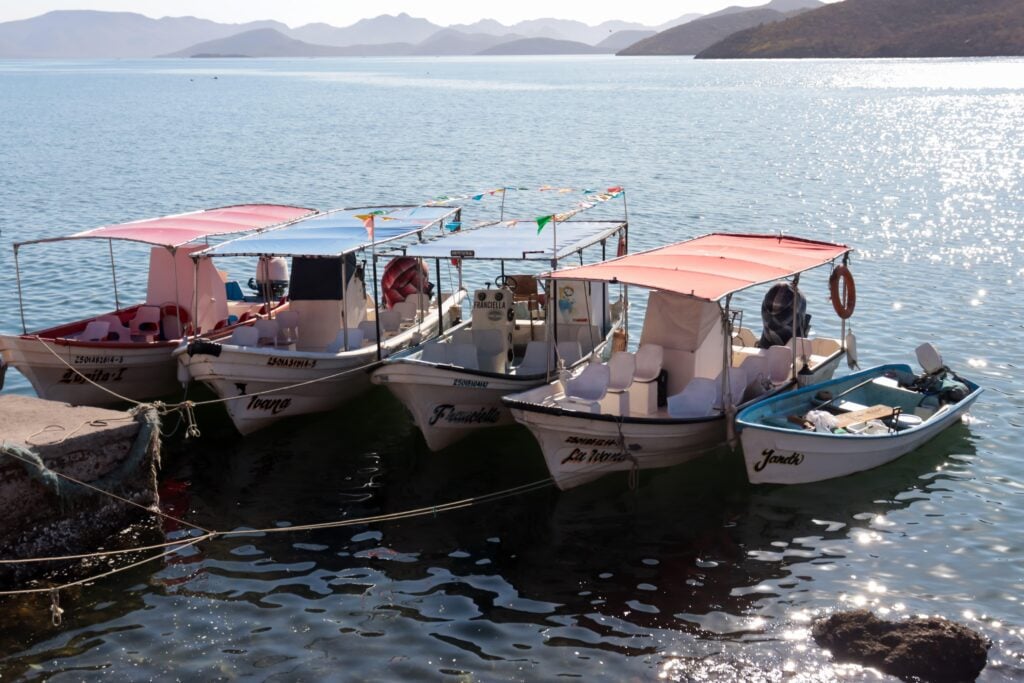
[21,204,317,249]
[548,233,852,302]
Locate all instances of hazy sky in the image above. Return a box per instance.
[0,1,833,27]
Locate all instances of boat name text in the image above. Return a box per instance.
[560,447,627,465]
[246,395,292,414]
[753,448,804,471]
[428,404,502,426]
[59,367,126,384]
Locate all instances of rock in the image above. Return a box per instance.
[812,609,990,682]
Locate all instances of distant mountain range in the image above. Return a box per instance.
[696,0,1024,58]
[619,0,823,55]
[0,9,700,58]
[4,3,1020,60]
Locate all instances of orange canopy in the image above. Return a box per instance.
[549,233,851,302]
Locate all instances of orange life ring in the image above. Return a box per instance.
[829,265,856,319]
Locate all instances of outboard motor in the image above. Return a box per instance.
[249,256,289,300]
[758,282,809,348]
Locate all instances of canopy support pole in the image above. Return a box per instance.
[435,258,443,337]
[600,239,607,336]
[372,255,382,361]
[109,239,121,311]
[14,245,27,334]
[341,258,349,353]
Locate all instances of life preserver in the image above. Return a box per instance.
[829,265,856,319]
[381,257,432,308]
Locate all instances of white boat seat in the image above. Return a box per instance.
[516,340,551,375]
[327,328,364,353]
[275,310,300,343]
[607,351,635,392]
[420,343,449,364]
[393,299,419,321]
[556,341,582,367]
[473,328,506,373]
[254,319,279,346]
[97,314,131,342]
[449,343,479,370]
[565,362,610,402]
[667,377,718,418]
[452,329,474,345]
[130,305,162,338]
[633,344,663,383]
[78,320,110,342]
[378,309,401,333]
[230,325,259,347]
[357,319,378,342]
[767,345,794,384]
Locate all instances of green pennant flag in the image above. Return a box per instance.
[535,214,553,234]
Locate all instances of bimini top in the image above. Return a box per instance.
[198,205,459,258]
[548,233,852,302]
[402,219,626,261]
[16,204,318,249]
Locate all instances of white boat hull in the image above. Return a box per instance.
[507,402,725,491]
[179,344,378,434]
[178,293,464,434]
[0,335,179,406]
[372,361,541,451]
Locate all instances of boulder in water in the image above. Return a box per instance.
[812,609,990,682]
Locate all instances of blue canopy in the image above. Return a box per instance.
[402,219,626,261]
[196,206,458,258]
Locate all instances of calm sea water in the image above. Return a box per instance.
[1,56,1023,681]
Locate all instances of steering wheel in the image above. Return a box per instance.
[493,274,518,292]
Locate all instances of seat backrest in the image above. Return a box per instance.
[378,309,401,332]
[714,366,748,407]
[449,343,480,370]
[130,305,162,336]
[275,310,298,330]
[667,377,719,418]
[230,325,259,347]
[556,341,582,367]
[254,319,279,344]
[607,351,635,391]
[565,363,610,401]
[517,340,552,376]
[97,314,130,342]
[473,328,506,373]
[767,345,794,383]
[326,328,364,354]
[80,320,110,342]
[225,281,245,301]
[634,344,664,382]
[452,329,474,345]
[357,319,378,342]
[787,336,814,361]
[420,343,449,364]
[393,299,418,321]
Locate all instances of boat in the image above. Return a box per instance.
[0,204,317,406]
[174,205,465,435]
[503,233,856,491]
[736,343,982,485]
[370,191,629,451]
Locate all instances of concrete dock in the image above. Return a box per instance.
[0,395,160,586]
